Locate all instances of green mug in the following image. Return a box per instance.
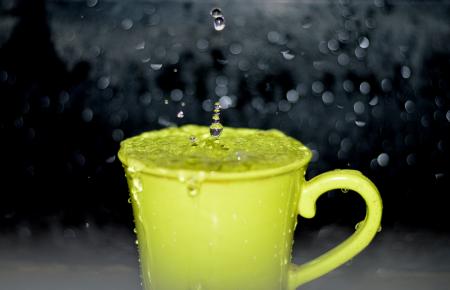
[118,125,382,290]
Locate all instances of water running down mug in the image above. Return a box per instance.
[118,125,383,290]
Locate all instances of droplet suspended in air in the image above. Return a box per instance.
[210,8,222,18]
[214,17,226,31]
[177,110,184,119]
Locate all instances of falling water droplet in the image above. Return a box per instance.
[214,17,226,31]
[210,8,222,18]
[177,110,184,118]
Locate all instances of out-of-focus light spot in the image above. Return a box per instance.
[229,43,242,55]
[405,100,415,113]
[121,18,133,30]
[343,80,354,93]
[170,89,183,102]
[81,108,94,122]
[281,50,295,60]
[150,64,163,70]
[278,100,291,112]
[135,41,145,50]
[358,36,370,49]
[377,153,389,167]
[355,47,366,59]
[360,81,371,94]
[327,39,339,51]
[406,153,416,166]
[312,81,324,94]
[196,39,209,51]
[322,91,335,105]
[381,78,392,92]
[219,96,233,109]
[112,129,124,142]
[355,120,367,127]
[369,96,379,106]
[97,76,110,89]
[401,65,411,79]
[216,75,228,87]
[202,99,213,112]
[286,90,299,103]
[86,0,98,8]
[337,53,350,66]
[353,101,365,114]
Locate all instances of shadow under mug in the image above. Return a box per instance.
[120,145,382,290]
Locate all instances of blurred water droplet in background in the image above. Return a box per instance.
[401,65,412,79]
[86,0,98,8]
[281,50,295,60]
[150,64,163,70]
[358,36,370,49]
[377,153,390,167]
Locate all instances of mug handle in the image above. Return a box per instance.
[288,169,383,289]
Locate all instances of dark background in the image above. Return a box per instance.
[0,0,449,289]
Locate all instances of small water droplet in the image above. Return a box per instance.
[177,111,184,118]
[133,228,137,234]
[135,239,139,245]
[341,188,349,193]
[164,99,169,105]
[210,8,222,18]
[214,17,225,31]
[377,225,382,233]
[127,197,132,203]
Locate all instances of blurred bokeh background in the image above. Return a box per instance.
[0,0,449,289]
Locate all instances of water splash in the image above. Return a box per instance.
[209,102,223,137]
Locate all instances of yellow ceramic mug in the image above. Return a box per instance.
[118,125,382,290]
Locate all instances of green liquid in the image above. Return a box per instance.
[118,125,311,172]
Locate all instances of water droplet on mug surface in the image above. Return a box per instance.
[355,221,364,230]
[214,17,226,31]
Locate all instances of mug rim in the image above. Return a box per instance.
[120,150,312,181]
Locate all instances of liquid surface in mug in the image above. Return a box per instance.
[119,125,311,172]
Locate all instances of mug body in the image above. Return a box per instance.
[125,166,306,290]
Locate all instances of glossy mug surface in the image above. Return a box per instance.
[118,125,382,290]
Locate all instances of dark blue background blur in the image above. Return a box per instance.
[0,0,449,232]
